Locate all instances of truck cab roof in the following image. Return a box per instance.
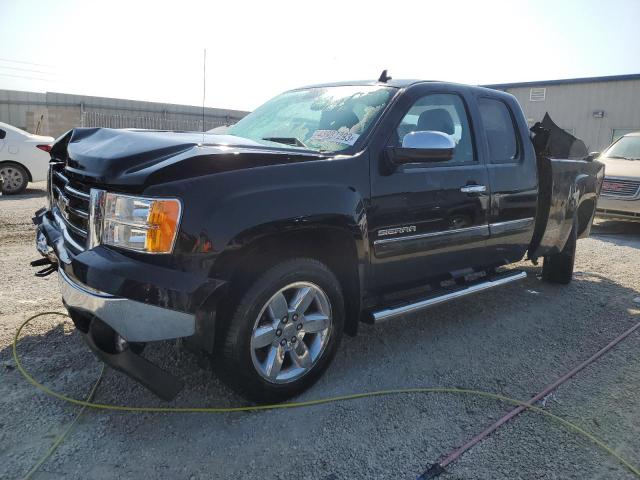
[294,79,512,98]
[295,79,436,90]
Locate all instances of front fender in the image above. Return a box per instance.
[215,185,365,247]
[144,154,371,267]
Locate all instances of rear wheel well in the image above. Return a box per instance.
[218,228,362,339]
[577,198,596,236]
[0,161,32,181]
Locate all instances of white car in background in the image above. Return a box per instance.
[596,131,640,222]
[0,122,54,194]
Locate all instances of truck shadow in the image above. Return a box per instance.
[6,267,639,410]
[3,268,639,479]
[591,219,640,249]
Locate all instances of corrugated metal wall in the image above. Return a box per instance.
[4,80,639,152]
[81,111,230,131]
[0,90,48,133]
[501,79,640,151]
[0,89,248,137]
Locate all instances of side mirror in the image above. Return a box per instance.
[387,131,455,165]
[586,151,600,162]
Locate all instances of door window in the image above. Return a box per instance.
[478,98,520,163]
[395,93,475,163]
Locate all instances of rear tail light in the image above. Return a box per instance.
[37,144,52,153]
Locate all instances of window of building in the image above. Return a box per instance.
[529,88,546,101]
[478,98,519,163]
[394,93,475,164]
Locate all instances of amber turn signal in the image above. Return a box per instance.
[145,200,181,253]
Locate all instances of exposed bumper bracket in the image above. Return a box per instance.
[80,317,183,401]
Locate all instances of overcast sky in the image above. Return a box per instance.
[1,0,639,112]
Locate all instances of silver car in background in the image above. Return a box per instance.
[596,132,640,222]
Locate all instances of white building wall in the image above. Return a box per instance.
[499,78,640,152]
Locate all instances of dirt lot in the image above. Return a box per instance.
[1,183,639,480]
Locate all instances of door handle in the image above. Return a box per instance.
[460,184,487,193]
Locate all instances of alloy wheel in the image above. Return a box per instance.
[250,281,333,384]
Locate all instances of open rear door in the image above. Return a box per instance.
[528,114,599,261]
[533,113,588,159]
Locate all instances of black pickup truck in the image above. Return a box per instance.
[33,77,604,402]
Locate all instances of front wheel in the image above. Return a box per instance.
[0,163,29,194]
[218,258,344,402]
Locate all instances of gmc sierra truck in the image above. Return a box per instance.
[33,77,604,402]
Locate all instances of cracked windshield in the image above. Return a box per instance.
[227,85,395,152]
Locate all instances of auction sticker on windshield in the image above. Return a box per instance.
[310,129,360,146]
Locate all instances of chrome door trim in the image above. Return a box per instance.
[373,224,489,246]
[489,217,535,235]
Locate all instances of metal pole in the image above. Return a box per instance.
[202,48,206,133]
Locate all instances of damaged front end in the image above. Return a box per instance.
[30,131,228,401]
[32,208,189,400]
[61,270,184,401]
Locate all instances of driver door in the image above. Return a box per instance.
[368,85,491,292]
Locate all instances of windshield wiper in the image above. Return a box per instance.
[262,137,309,148]
[607,155,634,160]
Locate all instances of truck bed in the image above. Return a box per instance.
[529,156,604,260]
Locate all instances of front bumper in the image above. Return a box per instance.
[33,207,227,400]
[33,208,226,340]
[58,267,195,342]
[596,196,640,222]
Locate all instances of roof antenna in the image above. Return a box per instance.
[378,69,392,83]
[202,48,206,137]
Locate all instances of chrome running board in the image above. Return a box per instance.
[370,271,527,323]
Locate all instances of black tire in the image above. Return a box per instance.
[217,258,344,403]
[0,163,29,195]
[542,219,577,284]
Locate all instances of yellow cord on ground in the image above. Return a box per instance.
[22,363,105,480]
[12,312,640,479]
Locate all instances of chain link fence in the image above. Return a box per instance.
[81,111,242,132]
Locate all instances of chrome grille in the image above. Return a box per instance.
[50,163,90,250]
[601,178,640,198]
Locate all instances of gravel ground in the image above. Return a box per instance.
[1,183,639,480]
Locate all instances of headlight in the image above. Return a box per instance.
[90,190,182,254]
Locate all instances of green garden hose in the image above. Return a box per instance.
[12,312,640,479]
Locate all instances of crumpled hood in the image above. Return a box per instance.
[600,157,640,179]
[52,128,326,188]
